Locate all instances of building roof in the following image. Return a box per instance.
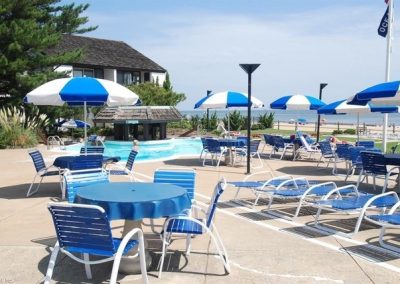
[47,34,166,72]
[94,106,182,123]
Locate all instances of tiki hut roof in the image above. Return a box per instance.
[94,106,182,123]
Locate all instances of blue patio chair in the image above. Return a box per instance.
[316,141,336,172]
[356,151,400,193]
[154,167,196,202]
[158,178,230,278]
[27,149,62,197]
[107,150,138,181]
[312,185,399,238]
[270,136,294,160]
[69,155,104,171]
[45,203,148,284]
[80,146,104,155]
[63,168,109,202]
[202,138,227,167]
[234,139,263,168]
[355,140,375,148]
[364,198,400,253]
[261,134,275,153]
[199,137,210,160]
[345,146,365,181]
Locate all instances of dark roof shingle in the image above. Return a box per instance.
[47,34,166,72]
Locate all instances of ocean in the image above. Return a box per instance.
[180,109,400,126]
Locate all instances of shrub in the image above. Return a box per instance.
[251,123,262,130]
[222,110,245,131]
[332,130,343,135]
[98,127,114,136]
[343,128,356,135]
[258,112,275,129]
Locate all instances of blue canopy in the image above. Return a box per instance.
[270,95,325,110]
[347,81,400,106]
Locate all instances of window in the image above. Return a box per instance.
[73,68,95,78]
[117,71,141,85]
[144,72,150,82]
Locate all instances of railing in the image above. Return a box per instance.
[47,135,64,150]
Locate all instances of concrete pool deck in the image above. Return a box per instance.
[1,144,400,283]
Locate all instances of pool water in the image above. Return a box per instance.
[64,138,202,163]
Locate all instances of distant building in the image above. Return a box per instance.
[47,34,167,85]
[94,106,182,141]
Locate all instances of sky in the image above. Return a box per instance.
[66,0,400,110]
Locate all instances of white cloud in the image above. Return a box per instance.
[86,4,400,109]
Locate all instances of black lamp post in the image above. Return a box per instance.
[206,90,212,131]
[316,83,328,142]
[239,63,260,174]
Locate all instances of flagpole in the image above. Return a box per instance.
[383,0,394,153]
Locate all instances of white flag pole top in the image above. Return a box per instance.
[383,0,394,153]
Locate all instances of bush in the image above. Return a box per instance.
[98,127,114,136]
[251,123,262,130]
[222,110,245,131]
[258,112,275,129]
[0,126,38,148]
[343,128,356,135]
[332,130,343,135]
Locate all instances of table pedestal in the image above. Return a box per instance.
[119,220,152,274]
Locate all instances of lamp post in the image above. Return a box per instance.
[206,90,212,131]
[316,83,328,142]
[239,63,260,174]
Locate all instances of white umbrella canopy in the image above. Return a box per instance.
[24,77,140,152]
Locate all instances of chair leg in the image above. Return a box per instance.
[208,225,230,273]
[44,242,60,284]
[316,155,323,168]
[83,253,92,279]
[158,232,170,278]
[185,233,192,255]
[27,174,40,197]
[356,169,365,189]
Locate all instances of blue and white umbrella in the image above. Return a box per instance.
[270,94,325,110]
[25,77,139,151]
[61,119,91,129]
[347,81,400,106]
[194,91,264,109]
[194,91,264,135]
[318,99,399,142]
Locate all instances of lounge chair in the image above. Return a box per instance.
[312,185,399,238]
[45,202,148,284]
[364,198,400,253]
[228,171,299,207]
[107,150,138,181]
[294,135,320,161]
[270,136,294,160]
[158,178,230,278]
[266,181,339,219]
[316,141,337,173]
[27,149,62,197]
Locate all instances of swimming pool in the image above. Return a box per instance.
[64,138,202,163]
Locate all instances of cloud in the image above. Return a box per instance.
[85,4,399,109]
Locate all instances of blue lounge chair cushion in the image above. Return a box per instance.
[166,218,203,235]
[65,238,138,257]
[367,214,400,225]
[331,195,397,210]
[228,181,265,188]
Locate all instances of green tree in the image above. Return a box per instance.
[0,0,97,107]
[130,82,185,106]
[162,72,172,91]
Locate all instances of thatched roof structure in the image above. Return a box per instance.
[94,106,182,123]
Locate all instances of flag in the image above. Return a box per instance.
[378,7,389,37]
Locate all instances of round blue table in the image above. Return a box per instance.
[75,182,191,274]
[53,155,120,169]
[75,182,192,221]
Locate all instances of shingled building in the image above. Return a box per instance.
[94,106,182,141]
[47,34,167,85]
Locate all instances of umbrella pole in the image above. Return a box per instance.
[357,113,360,143]
[228,108,230,138]
[84,101,87,155]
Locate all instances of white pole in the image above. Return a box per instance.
[383,0,394,152]
[84,101,87,155]
[227,108,231,138]
[357,113,360,143]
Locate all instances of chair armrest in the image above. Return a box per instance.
[387,166,400,175]
[301,181,337,196]
[275,177,308,190]
[388,199,400,214]
[320,184,358,201]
